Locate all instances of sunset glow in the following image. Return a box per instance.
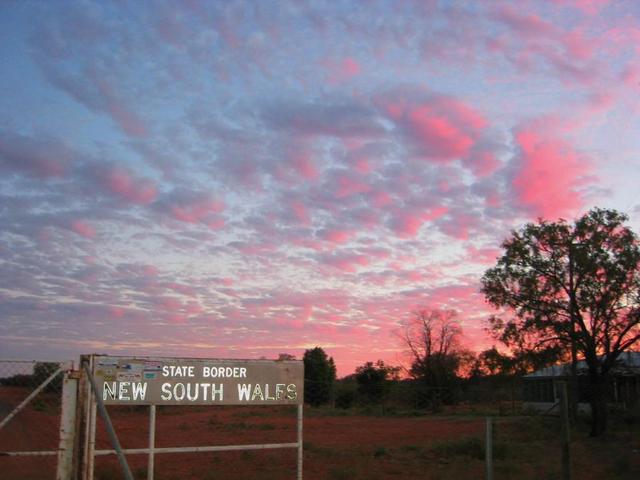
[1,0,639,376]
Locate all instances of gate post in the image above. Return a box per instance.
[57,367,79,480]
[76,354,93,480]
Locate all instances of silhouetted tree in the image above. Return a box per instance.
[303,347,336,407]
[400,309,467,409]
[474,346,563,377]
[482,208,640,436]
[354,360,400,405]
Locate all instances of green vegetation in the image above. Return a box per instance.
[482,208,640,436]
[303,347,337,407]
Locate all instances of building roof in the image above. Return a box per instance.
[524,351,640,378]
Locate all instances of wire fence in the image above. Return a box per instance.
[0,360,69,479]
[1,361,637,480]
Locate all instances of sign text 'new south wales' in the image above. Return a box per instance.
[93,356,304,406]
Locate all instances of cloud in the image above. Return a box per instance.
[0,132,74,178]
[318,228,354,244]
[378,90,488,162]
[98,166,158,205]
[490,5,602,86]
[264,98,384,139]
[156,190,225,228]
[388,206,448,238]
[511,128,595,218]
[319,252,371,272]
[325,57,361,83]
[70,220,96,239]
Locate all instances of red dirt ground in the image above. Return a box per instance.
[1,391,486,480]
[2,388,638,479]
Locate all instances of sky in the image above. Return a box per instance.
[1,0,639,376]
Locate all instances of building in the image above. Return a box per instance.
[522,351,640,414]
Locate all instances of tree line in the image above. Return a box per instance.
[301,208,640,438]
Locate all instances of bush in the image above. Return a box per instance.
[335,389,356,409]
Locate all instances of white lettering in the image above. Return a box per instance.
[252,384,265,401]
[132,382,147,401]
[174,383,186,401]
[286,384,297,401]
[238,383,252,401]
[275,384,285,400]
[118,382,131,401]
[186,383,198,401]
[203,366,247,378]
[161,383,171,401]
[162,365,196,377]
[211,383,224,401]
[103,382,117,401]
[265,384,275,401]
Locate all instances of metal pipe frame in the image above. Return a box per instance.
[94,442,300,456]
[0,366,64,430]
[82,363,134,480]
[147,405,156,480]
[84,354,304,480]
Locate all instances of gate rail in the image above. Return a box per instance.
[0,359,77,479]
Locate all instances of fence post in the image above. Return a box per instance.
[485,417,493,480]
[82,363,134,480]
[297,404,303,480]
[558,381,571,480]
[56,368,78,480]
[148,405,156,480]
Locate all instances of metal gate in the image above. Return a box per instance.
[1,356,304,479]
[79,354,304,480]
[0,359,77,479]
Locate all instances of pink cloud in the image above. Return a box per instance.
[326,57,361,83]
[381,92,488,162]
[158,296,183,311]
[553,0,611,16]
[334,174,371,198]
[109,306,126,318]
[370,190,393,208]
[465,246,502,265]
[390,213,424,238]
[0,133,73,178]
[491,6,602,86]
[560,30,594,61]
[389,206,448,238]
[70,220,96,239]
[163,282,197,297]
[319,229,353,244]
[101,167,158,204]
[93,76,148,138]
[408,108,474,159]
[439,213,475,240]
[287,200,311,226]
[106,102,148,138]
[142,265,159,277]
[289,150,318,180]
[321,252,370,272]
[168,195,225,228]
[621,65,639,87]
[512,129,594,218]
[494,6,555,37]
